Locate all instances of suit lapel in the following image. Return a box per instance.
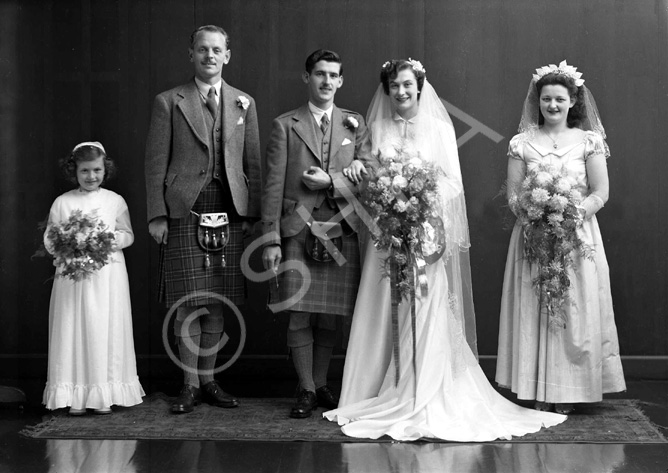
[329,106,344,163]
[176,80,209,146]
[221,81,241,144]
[292,104,321,162]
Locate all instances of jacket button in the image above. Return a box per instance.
[214,172,220,178]
[202,144,207,150]
[200,170,206,175]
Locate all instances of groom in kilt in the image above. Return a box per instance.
[262,49,366,418]
[145,25,262,413]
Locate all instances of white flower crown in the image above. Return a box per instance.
[532,60,584,87]
[407,58,425,75]
[381,58,426,75]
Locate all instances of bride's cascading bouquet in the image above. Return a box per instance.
[510,163,594,327]
[41,209,116,281]
[362,144,446,385]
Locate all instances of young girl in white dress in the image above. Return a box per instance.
[324,60,566,441]
[42,141,145,415]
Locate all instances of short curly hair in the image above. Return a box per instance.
[380,60,425,95]
[535,73,586,128]
[59,144,116,185]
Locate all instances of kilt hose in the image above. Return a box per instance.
[271,203,360,316]
[158,181,245,308]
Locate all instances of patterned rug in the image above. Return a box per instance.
[21,394,666,443]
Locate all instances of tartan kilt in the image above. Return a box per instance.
[270,204,360,316]
[158,181,245,307]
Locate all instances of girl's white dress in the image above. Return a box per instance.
[324,96,566,441]
[495,132,626,403]
[42,188,145,410]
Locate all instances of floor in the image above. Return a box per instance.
[1,380,666,473]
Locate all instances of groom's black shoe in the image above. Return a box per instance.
[171,384,201,414]
[290,389,318,418]
[315,385,339,409]
[201,381,239,408]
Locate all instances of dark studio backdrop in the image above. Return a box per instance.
[1,0,667,399]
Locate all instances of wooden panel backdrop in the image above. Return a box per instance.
[1,0,666,391]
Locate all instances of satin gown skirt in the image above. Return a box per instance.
[495,217,626,403]
[324,236,565,442]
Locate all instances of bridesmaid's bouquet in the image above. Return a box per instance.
[362,146,445,300]
[510,163,593,327]
[42,209,116,281]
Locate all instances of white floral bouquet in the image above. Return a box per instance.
[510,163,593,327]
[42,209,116,281]
[362,146,445,299]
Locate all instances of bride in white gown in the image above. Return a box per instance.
[323,59,566,441]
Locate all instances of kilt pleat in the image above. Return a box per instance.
[159,181,245,307]
[271,204,360,316]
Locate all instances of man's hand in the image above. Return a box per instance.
[342,160,368,185]
[263,244,282,273]
[302,166,332,191]
[148,217,169,244]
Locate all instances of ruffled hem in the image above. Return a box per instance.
[43,377,146,410]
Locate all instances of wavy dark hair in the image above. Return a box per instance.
[304,49,343,75]
[380,59,426,95]
[60,144,116,185]
[535,73,585,128]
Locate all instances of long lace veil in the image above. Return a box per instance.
[365,79,479,362]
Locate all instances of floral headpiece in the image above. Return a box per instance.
[532,60,584,87]
[72,141,106,154]
[381,58,426,76]
[407,58,426,75]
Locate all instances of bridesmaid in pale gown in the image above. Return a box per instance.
[324,59,566,441]
[495,61,626,414]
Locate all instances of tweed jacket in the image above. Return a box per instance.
[261,103,366,246]
[145,79,262,222]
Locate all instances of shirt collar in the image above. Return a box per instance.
[308,102,333,123]
[392,111,418,124]
[194,78,222,104]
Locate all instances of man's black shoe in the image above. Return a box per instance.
[290,389,318,418]
[171,384,201,414]
[315,385,339,409]
[201,381,239,408]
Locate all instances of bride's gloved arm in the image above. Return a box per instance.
[581,154,609,220]
[506,157,526,218]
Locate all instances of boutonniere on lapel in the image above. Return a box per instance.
[344,116,359,130]
[237,96,250,110]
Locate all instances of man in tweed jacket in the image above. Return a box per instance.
[145,25,261,414]
[261,49,366,418]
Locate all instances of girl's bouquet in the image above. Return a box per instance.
[42,209,116,281]
[510,163,593,327]
[362,145,445,300]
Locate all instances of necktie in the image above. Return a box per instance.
[320,113,330,135]
[205,86,217,118]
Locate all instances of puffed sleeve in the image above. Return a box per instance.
[113,196,134,250]
[507,133,525,161]
[584,131,610,161]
